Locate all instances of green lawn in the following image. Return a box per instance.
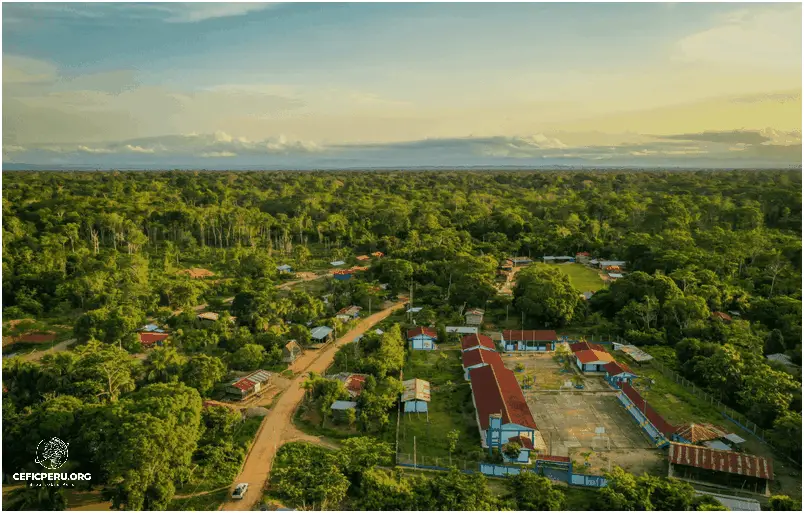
[395,350,482,465]
[169,489,229,511]
[632,364,725,426]
[539,263,605,292]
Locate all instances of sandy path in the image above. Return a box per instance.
[21,338,75,362]
[221,301,404,511]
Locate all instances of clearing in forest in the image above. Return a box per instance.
[539,262,606,292]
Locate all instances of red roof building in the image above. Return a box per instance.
[575,349,614,365]
[139,332,169,347]
[355,255,370,261]
[502,330,558,342]
[17,332,57,343]
[603,361,634,376]
[569,341,606,353]
[507,434,534,450]
[468,363,537,430]
[462,347,504,371]
[674,423,725,444]
[621,382,676,436]
[345,375,367,396]
[668,442,773,480]
[461,333,496,351]
[407,327,437,340]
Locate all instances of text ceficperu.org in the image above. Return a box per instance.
[13,472,92,481]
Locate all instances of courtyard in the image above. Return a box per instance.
[500,349,611,392]
[527,391,664,476]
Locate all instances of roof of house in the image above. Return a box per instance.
[180,268,215,278]
[705,440,733,451]
[723,433,746,444]
[345,375,367,395]
[668,443,773,480]
[617,344,654,362]
[469,363,537,430]
[198,312,220,321]
[371,251,384,257]
[401,378,431,402]
[462,347,504,369]
[569,341,606,353]
[712,311,733,322]
[336,305,362,316]
[311,326,334,340]
[503,330,558,342]
[766,353,793,365]
[465,308,485,315]
[331,400,358,410]
[407,326,437,339]
[603,361,635,376]
[330,260,346,266]
[284,340,301,353]
[621,383,676,436]
[511,256,532,262]
[140,332,170,344]
[461,333,496,351]
[675,423,724,444]
[695,491,761,512]
[538,455,572,464]
[230,370,272,391]
[575,349,614,365]
[576,252,591,257]
[608,273,624,279]
[446,326,478,334]
[507,435,534,450]
[355,255,370,261]
[599,260,626,266]
[277,264,293,271]
[140,323,164,332]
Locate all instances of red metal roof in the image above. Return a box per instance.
[507,435,534,450]
[712,311,733,322]
[503,330,558,342]
[538,455,572,463]
[603,361,634,376]
[462,348,504,369]
[668,443,773,480]
[575,349,614,365]
[469,363,537,430]
[345,375,366,395]
[17,332,57,343]
[576,252,591,256]
[355,255,370,261]
[569,341,606,352]
[407,327,437,339]
[621,383,676,436]
[140,332,169,345]
[461,334,495,351]
[675,423,723,444]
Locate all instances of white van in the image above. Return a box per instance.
[232,483,249,499]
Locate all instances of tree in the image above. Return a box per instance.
[143,347,186,384]
[447,429,460,467]
[769,495,800,511]
[338,437,393,484]
[271,442,349,510]
[182,354,227,396]
[514,266,579,327]
[230,344,266,371]
[505,471,565,510]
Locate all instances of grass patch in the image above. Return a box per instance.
[169,489,229,511]
[632,364,724,426]
[539,263,606,292]
[396,350,482,464]
[563,486,600,510]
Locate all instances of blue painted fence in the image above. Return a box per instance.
[616,390,669,448]
[479,463,606,488]
[570,474,608,487]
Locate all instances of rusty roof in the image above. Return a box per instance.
[603,361,635,376]
[461,334,495,351]
[503,330,558,342]
[668,443,773,480]
[468,363,537,430]
[140,332,169,344]
[675,423,724,444]
[407,326,437,339]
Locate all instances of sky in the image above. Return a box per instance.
[2,1,802,169]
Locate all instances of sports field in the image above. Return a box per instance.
[539,263,606,292]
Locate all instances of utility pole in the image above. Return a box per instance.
[414,436,417,469]
[506,304,509,322]
[369,297,372,317]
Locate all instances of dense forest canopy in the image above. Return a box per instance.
[2,169,801,508]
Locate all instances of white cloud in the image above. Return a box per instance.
[2,55,58,84]
[200,151,237,158]
[124,144,155,154]
[674,5,802,70]
[162,3,280,23]
[77,145,114,154]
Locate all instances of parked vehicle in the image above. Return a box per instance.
[232,483,249,499]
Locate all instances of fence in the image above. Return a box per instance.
[647,353,801,466]
[396,452,480,472]
[617,387,670,448]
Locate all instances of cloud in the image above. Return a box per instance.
[163,3,280,23]
[674,5,801,70]
[2,56,58,84]
[200,151,237,158]
[660,130,771,145]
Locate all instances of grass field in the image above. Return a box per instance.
[539,263,606,292]
[169,489,229,511]
[395,350,482,463]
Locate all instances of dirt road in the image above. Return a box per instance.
[275,272,329,291]
[222,301,404,511]
[22,339,75,362]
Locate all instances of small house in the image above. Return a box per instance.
[401,378,431,413]
[574,349,614,373]
[766,353,793,366]
[311,326,334,344]
[326,372,368,398]
[603,361,637,387]
[282,340,303,363]
[227,370,272,399]
[598,260,627,270]
[502,330,557,352]
[198,312,220,322]
[464,308,485,326]
[336,305,362,323]
[575,252,591,264]
[355,255,370,262]
[371,251,384,258]
[139,323,165,333]
[500,259,514,271]
[543,256,574,263]
[407,327,437,350]
[139,332,169,349]
[608,272,624,280]
[330,260,346,266]
[446,326,479,335]
[510,257,532,266]
[580,291,594,301]
[461,333,496,352]
[277,264,293,273]
[406,306,423,314]
[330,400,358,421]
[334,269,353,281]
[462,347,504,380]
